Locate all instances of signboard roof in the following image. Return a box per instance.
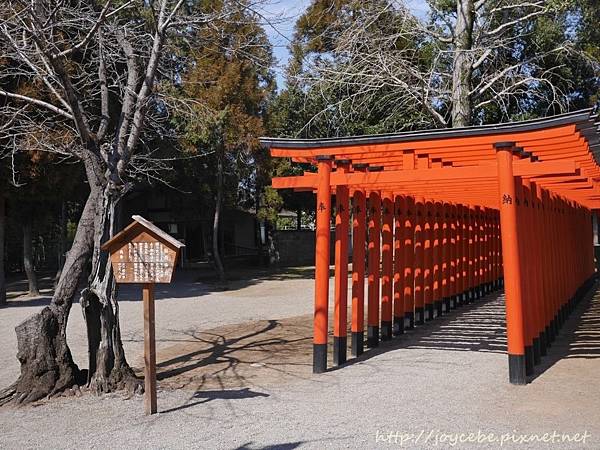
[101,215,185,253]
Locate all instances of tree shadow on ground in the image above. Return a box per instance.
[160,387,270,414]
[156,319,310,414]
[232,436,353,450]
[1,296,53,308]
[1,273,56,308]
[153,318,313,392]
[156,320,282,380]
[234,442,303,450]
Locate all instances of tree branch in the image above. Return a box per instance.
[0,90,74,120]
[121,0,169,168]
[472,48,491,70]
[161,0,186,31]
[114,29,140,163]
[484,8,548,37]
[0,24,72,113]
[54,0,113,58]
[97,30,109,143]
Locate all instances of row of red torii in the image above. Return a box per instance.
[308,162,592,383]
[262,110,599,384]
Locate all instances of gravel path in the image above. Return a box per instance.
[1,270,599,449]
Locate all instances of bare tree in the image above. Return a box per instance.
[0,0,268,403]
[295,0,597,130]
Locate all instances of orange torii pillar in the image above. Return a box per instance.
[454,203,463,306]
[480,207,487,295]
[555,197,567,328]
[559,198,570,325]
[467,205,477,303]
[489,208,496,291]
[393,195,405,335]
[547,192,560,342]
[530,182,547,358]
[455,203,465,307]
[567,201,580,309]
[441,202,451,312]
[514,176,534,376]
[540,188,556,346]
[367,189,382,347]
[495,142,526,384]
[424,200,434,320]
[567,201,578,315]
[497,207,504,289]
[449,204,458,309]
[402,196,416,328]
[333,160,350,366]
[558,198,568,328]
[432,202,443,317]
[553,196,563,330]
[381,192,394,340]
[493,208,501,289]
[313,155,332,374]
[460,205,469,303]
[351,185,367,357]
[556,196,566,328]
[493,209,502,290]
[578,205,596,296]
[475,205,483,300]
[560,198,570,326]
[478,205,487,298]
[522,179,542,366]
[483,207,491,295]
[489,207,496,291]
[414,196,426,324]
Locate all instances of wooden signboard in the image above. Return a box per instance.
[101,215,184,415]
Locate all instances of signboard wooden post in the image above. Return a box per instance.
[101,215,185,415]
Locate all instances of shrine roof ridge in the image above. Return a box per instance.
[259,109,595,150]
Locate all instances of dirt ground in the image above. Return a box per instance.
[150,314,315,391]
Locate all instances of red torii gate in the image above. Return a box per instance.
[261,109,599,384]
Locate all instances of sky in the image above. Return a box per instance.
[260,0,430,89]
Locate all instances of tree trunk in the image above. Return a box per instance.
[55,201,67,287]
[23,217,40,297]
[451,0,475,128]
[3,190,98,405]
[200,221,209,259]
[213,148,226,283]
[0,195,6,306]
[80,188,139,394]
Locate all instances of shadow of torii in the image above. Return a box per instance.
[329,285,600,381]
